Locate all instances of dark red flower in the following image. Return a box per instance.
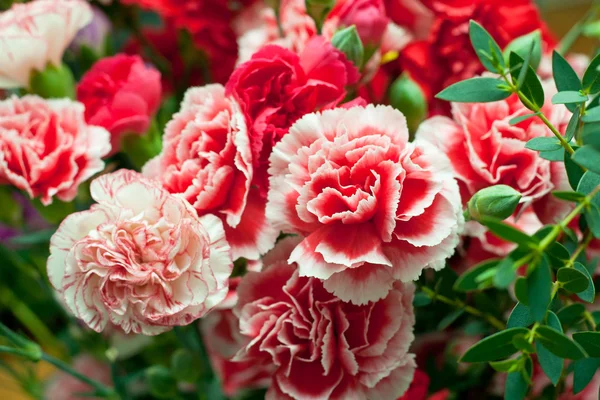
[398,0,556,115]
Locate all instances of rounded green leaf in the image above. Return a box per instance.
[460,328,529,363]
[557,267,590,293]
[574,262,596,303]
[535,326,587,360]
[573,332,600,357]
[507,303,534,329]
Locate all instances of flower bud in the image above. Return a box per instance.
[467,185,522,221]
[145,366,177,399]
[29,63,75,99]
[389,73,427,135]
[331,25,364,68]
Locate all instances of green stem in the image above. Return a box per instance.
[420,286,505,330]
[564,230,593,269]
[0,287,65,356]
[41,353,117,398]
[558,3,600,55]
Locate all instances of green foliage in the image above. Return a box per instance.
[460,328,529,362]
[469,20,505,73]
[509,52,544,110]
[551,91,588,105]
[436,78,512,102]
[527,256,552,322]
[535,326,587,360]
[582,53,600,94]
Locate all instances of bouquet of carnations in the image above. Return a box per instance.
[2,0,600,399]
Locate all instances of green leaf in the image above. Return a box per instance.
[572,146,600,174]
[573,358,600,394]
[504,357,532,400]
[479,216,539,248]
[547,311,563,332]
[582,106,600,123]
[469,20,505,73]
[553,51,583,112]
[582,122,600,147]
[557,267,590,293]
[527,256,552,322]
[145,366,178,399]
[557,303,586,327]
[508,303,534,328]
[577,171,600,207]
[436,77,512,103]
[566,106,582,142]
[454,259,499,292]
[509,52,544,110]
[585,205,600,239]
[546,242,571,263]
[573,332,600,357]
[535,326,587,359]
[509,113,538,125]
[574,262,596,302]
[504,30,542,71]
[512,334,535,353]
[540,148,565,161]
[494,258,517,289]
[460,328,529,362]
[582,53,600,94]
[515,277,529,305]
[552,191,586,202]
[413,292,431,307]
[536,341,564,385]
[568,149,587,190]
[551,91,588,105]
[490,358,521,372]
[437,308,465,330]
[525,137,562,152]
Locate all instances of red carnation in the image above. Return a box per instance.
[77,54,161,153]
[398,0,556,115]
[226,36,359,193]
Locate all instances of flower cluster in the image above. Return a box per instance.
[0,0,598,399]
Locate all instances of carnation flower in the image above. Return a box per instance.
[0,0,92,88]
[226,36,359,193]
[417,88,571,226]
[47,170,233,335]
[0,95,110,205]
[398,0,555,114]
[144,84,278,260]
[77,54,162,153]
[45,355,111,400]
[267,105,463,304]
[324,0,389,47]
[234,237,417,399]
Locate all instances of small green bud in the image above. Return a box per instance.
[467,185,522,221]
[170,349,202,383]
[145,365,178,399]
[305,0,335,31]
[331,26,364,69]
[389,73,427,135]
[29,63,75,99]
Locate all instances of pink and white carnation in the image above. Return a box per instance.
[47,169,233,335]
[0,95,110,205]
[267,105,463,305]
[143,84,278,260]
[0,0,92,88]
[233,237,417,399]
[417,86,571,226]
[45,354,111,400]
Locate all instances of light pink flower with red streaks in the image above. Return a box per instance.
[0,95,110,205]
[417,87,571,226]
[47,170,233,335]
[267,105,463,305]
[234,237,417,400]
[45,354,111,400]
[0,0,92,88]
[144,84,278,260]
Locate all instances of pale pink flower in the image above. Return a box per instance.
[234,237,417,399]
[143,84,278,260]
[267,105,463,305]
[0,0,92,88]
[0,95,110,205]
[45,355,111,400]
[47,170,233,335]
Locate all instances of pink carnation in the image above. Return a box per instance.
[417,86,571,225]
[0,0,92,88]
[144,84,278,260]
[267,105,463,304]
[47,170,233,335]
[0,95,110,205]
[234,237,417,399]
